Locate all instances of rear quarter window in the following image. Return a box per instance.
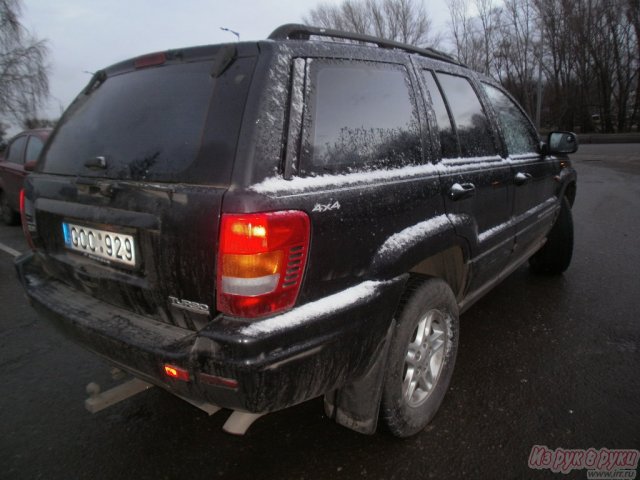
[301,60,421,174]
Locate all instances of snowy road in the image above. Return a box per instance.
[1,145,638,479]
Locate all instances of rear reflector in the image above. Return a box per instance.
[217,211,310,318]
[199,373,239,390]
[163,364,190,382]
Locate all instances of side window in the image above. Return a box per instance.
[302,61,421,174]
[25,136,44,163]
[436,72,497,158]
[6,136,28,164]
[483,83,539,155]
[422,71,459,159]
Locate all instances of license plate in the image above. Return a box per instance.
[62,222,136,267]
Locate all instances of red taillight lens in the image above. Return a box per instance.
[217,211,310,318]
[163,364,190,382]
[19,189,35,250]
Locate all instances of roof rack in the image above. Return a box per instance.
[268,23,460,66]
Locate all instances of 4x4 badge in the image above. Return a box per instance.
[312,201,341,213]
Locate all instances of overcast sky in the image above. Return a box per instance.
[20,0,450,127]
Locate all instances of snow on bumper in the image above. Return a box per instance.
[15,252,407,413]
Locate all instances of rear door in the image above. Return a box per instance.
[420,69,514,293]
[273,55,445,302]
[482,83,560,255]
[30,49,256,330]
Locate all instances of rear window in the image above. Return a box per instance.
[41,57,251,183]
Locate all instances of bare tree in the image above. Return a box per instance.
[446,0,477,66]
[475,0,500,75]
[445,0,638,132]
[304,0,442,47]
[0,0,49,124]
[0,122,8,143]
[627,0,640,126]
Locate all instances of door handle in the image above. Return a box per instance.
[514,172,533,186]
[448,182,476,201]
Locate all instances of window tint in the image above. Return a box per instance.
[304,62,420,173]
[42,61,215,180]
[483,83,539,155]
[25,136,44,163]
[423,71,458,159]
[7,136,27,164]
[436,73,496,158]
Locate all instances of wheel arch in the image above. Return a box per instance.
[408,245,468,301]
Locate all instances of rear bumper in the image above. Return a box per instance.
[16,252,406,413]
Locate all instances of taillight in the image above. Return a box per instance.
[217,211,310,318]
[19,189,35,250]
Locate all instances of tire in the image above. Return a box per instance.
[529,196,573,274]
[0,191,19,226]
[381,277,459,438]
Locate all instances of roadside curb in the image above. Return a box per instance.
[577,133,640,144]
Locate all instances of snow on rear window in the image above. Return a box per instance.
[242,280,383,336]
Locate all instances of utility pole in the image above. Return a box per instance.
[535,41,543,130]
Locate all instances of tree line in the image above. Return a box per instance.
[1,0,637,137]
[306,0,640,133]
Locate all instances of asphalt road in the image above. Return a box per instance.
[1,145,638,480]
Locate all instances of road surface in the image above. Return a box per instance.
[1,145,638,479]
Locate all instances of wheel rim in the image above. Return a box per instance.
[402,309,448,407]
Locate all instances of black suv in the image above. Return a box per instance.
[16,24,577,437]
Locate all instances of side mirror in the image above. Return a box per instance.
[0,141,7,153]
[24,160,37,172]
[548,131,578,154]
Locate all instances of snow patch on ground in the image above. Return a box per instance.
[377,215,451,257]
[242,280,383,336]
[250,163,439,194]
